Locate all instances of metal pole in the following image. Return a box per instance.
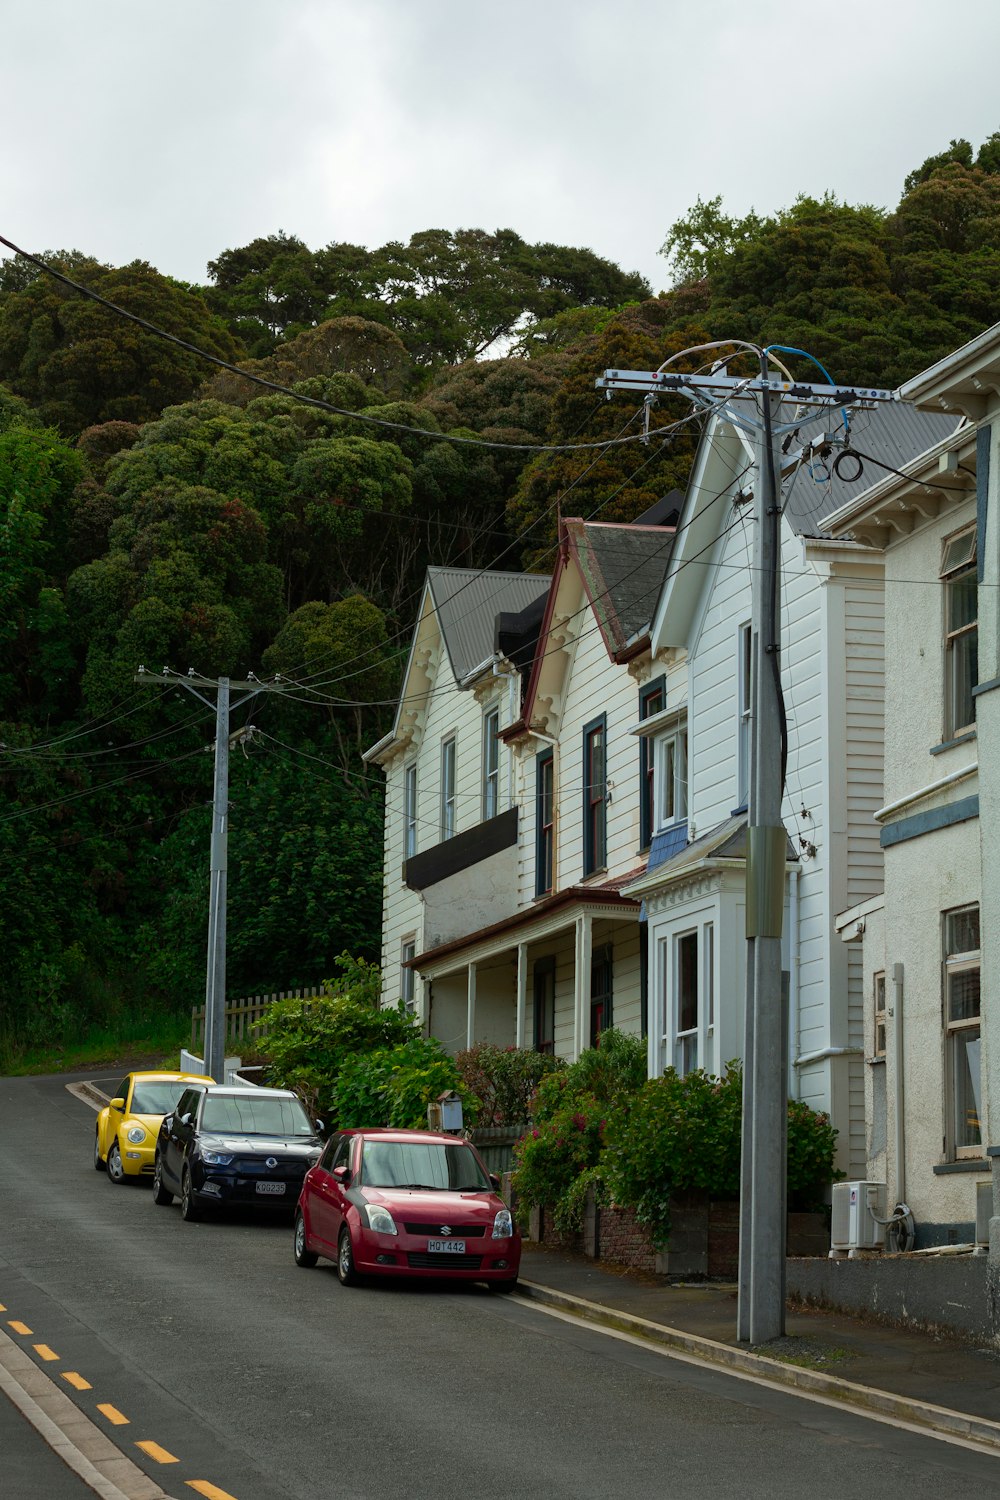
[738,371,788,1345]
[204,677,230,1084]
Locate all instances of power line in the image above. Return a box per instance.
[0,234,695,457]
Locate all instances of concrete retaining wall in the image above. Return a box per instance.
[787,1254,989,1343]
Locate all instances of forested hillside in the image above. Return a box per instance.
[2,134,999,1049]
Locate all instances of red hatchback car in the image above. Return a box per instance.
[294,1128,521,1292]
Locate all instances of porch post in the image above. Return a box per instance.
[466,962,477,1051]
[575,913,593,1059]
[516,942,528,1050]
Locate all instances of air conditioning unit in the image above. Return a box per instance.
[830,1181,887,1255]
[976,1180,993,1249]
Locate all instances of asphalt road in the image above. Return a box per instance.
[2,1067,999,1500]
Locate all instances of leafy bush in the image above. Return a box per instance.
[330,1035,477,1130]
[258,955,415,1121]
[531,1028,646,1123]
[511,1030,645,1231]
[605,1062,842,1245]
[455,1043,563,1127]
[512,1095,608,1232]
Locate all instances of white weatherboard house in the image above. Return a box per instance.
[365,508,678,1059]
[827,323,1000,1248]
[363,566,551,1038]
[624,400,957,1178]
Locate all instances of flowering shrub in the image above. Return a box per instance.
[512,1095,607,1232]
[605,1062,842,1245]
[455,1043,563,1127]
[512,1030,644,1231]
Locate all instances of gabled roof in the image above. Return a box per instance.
[510,517,676,738]
[651,400,960,652]
[428,567,551,684]
[564,519,676,650]
[363,566,551,765]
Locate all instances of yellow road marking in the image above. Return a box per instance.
[62,1371,92,1391]
[187,1483,240,1500]
[136,1440,179,1464]
[7,1320,31,1335]
[97,1403,130,1426]
[33,1344,59,1361]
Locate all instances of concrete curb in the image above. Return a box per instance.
[0,1328,180,1500]
[519,1279,1000,1453]
[66,1081,108,1111]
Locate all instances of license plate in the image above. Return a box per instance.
[256,1181,286,1196]
[427,1238,465,1254]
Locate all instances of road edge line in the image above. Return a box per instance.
[0,1328,181,1500]
[517,1279,1000,1452]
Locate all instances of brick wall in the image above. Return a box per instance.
[596,1203,659,1272]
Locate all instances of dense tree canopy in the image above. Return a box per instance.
[5,134,1000,1050]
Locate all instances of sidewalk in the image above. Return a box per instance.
[519,1243,1000,1446]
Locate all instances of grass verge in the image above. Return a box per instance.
[0,1016,190,1077]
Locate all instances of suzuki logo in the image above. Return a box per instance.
[439,1226,452,1236]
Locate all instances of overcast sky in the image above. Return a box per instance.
[3,1,999,295]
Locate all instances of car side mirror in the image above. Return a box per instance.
[110,1098,125,1111]
[315,1119,325,1135]
[179,1112,192,1127]
[489,1173,501,1191]
[332,1165,351,1185]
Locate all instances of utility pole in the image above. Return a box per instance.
[135,667,282,1084]
[596,355,898,1343]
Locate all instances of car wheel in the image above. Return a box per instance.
[94,1130,105,1171]
[180,1167,202,1222]
[152,1154,173,1207]
[491,1278,518,1295]
[294,1211,318,1268]
[337,1227,360,1286]
[106,1141,125,1185]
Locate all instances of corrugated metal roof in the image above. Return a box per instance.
[779,403,962,535]
[576,523,676,644]
[427,567,551,683]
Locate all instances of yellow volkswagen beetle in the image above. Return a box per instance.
[95,1070,214,1184]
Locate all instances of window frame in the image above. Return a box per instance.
[943,904,982,1159]
[535,748,555,898]
[675,928,700,1076]
[737,621,752,809]
[482,705,500,821]
[440,736,456,841]
[401,937,416,1014]
[639,678,666,850]
[582,714,608,876]
[589,944,614,1048]
[404,763,417,860]
[654,717,688,831]
[941,525,978,739]
[533,956,556,1055]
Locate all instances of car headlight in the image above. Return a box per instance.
[200,1150,234,1166]
[126,1125,146,1144]
[492,1209,513,1240]
[365,1205,398,1236]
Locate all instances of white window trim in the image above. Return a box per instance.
[401,938,416,1014]
[482,705,500,821]
[440,737,456,841]
[404,764,417,860]
[737,621,752,807]
[941,524,977,740]
[654,719,687,831]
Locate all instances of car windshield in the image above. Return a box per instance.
[130,1080,192,1115]
[360,1140,490,1192]
[200,1096,312,1137]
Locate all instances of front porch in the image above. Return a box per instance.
[409,887,644,1061]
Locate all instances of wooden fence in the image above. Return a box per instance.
[190,986,324,1049]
